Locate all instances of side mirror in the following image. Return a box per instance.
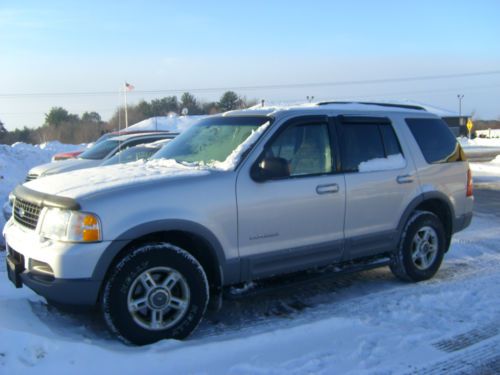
[251,157,289,182]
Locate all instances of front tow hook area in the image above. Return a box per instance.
[6,254,24,288]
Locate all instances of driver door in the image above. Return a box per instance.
[236,116,346,280]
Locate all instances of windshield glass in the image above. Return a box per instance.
[79,139,119,160]
[101,146,158,166]
[152,117,270,168]
[94,133,114,145]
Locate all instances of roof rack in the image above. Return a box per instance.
[316,101,427,111]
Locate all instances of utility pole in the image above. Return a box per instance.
[457,94,464,125]
[124,82,135,128]
[457,94,466,139]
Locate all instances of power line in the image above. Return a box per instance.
[1,82,500,117]
[0,70,500,99]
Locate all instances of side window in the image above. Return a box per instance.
[406,118,464,164]
[267,123,332,177]
[120,138,157,152]
[380,124,402,156]
[339,121,405,172]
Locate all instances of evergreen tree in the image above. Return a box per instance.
[180,92,201,115]
[218,91,241,112]
[81,111,101,123]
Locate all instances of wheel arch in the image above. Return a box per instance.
[93,220,236,295]
[398,192,455,250]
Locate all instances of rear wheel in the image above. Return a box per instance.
[102,243,209,345]
[390,211,446,282]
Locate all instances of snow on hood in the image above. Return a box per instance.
[125,115,207,133]
[30,158,100,177]
[24,159,211,199]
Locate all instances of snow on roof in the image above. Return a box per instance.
[232,100,468,118]
[124,115,208,133]
[232,101,430,117]
[108,132,172,142]
[399,101,461,117]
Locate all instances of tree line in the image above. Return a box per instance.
[0,91,256,145]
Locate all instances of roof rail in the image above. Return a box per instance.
[316,101,427,111]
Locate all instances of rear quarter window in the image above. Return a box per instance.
[406,118,465,164]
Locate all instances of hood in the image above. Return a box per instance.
[24,159,211,199]
[30,158,101,177]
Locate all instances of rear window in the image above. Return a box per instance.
[406,118,465,164]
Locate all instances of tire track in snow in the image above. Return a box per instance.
[433,320,500,353]
[408,337,500,375]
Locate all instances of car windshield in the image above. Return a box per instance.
[152,116,270,168]
[79,139,120,160]
[101,146,159,166]
[94,133,115,145]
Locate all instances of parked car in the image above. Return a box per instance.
[52,150,85,161]
[3,102,473,345]
[2,139,172,222]
[51,130,174,161]
[100,139,171,166]
[26,132,176,181]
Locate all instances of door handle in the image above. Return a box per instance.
[397,174,414,184]
[316,183,340,195]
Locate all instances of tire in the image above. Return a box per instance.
[390,211,446,282]
[102,242,209,345]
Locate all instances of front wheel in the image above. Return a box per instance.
[102,243,209,345]
[390,211,446,282]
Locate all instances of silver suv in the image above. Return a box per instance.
[3,102,473,345]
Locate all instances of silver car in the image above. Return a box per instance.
[3,102,473,345]
[25,132,176,181]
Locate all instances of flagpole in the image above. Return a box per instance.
[124,82,129,129]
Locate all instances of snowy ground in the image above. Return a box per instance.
[0,193,499,374]
[1,140,500,374]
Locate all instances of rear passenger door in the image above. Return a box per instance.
[336,116,419,260]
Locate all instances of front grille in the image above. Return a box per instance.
[25,173,39,182]
[13,197,42,230]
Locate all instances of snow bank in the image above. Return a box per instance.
[458,136,500,148]
[470,155,500,184]
[0,142,83,245]
[358,154,406,172]
[125,115,207,133]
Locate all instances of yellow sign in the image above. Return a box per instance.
[466,119,474,131]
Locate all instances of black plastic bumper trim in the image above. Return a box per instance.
[20,272,101,306]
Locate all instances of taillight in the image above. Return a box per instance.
[466,168,473,197]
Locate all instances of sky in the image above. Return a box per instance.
[1,0,500,130]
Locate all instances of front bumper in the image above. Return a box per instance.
[6,249,100,305]
[3,220,109,306]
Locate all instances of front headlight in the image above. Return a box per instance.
[40,208,102,242]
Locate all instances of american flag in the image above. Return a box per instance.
[125,82,135,91]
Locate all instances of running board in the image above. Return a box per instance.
[224,256,391,300]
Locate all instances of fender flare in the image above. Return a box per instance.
[91,219,235,286]
[397,191,456,235]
